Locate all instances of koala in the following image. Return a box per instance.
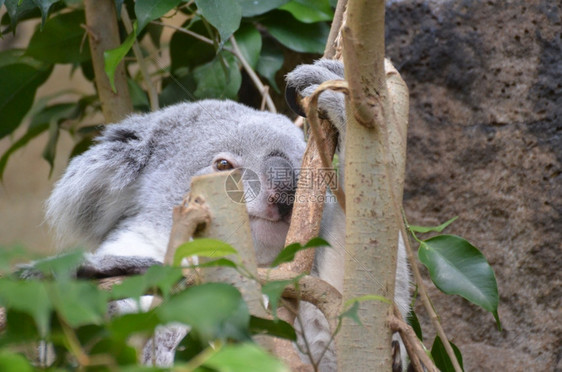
[46,60,410,370]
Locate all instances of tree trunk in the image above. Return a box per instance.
[338,0,407,370]
[84,0,132,123]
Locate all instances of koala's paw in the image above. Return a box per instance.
[285,59,346,131]
[77,254,161,279]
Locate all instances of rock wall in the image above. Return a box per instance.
[385,0,561,370]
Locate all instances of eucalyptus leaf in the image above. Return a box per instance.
[42,118,59,176]
[104,21,137,92]
[195,0,241,45]
[109,311,161,341]
[158,283,251,343]
[193,54,242,99]
[407,309,423,341]
[231,23,261,68]
[236,0,289,17]
[4,0,39,32]
[418,234,501,329]
[49,281,108,327]
[408,216,458,234]
[31,0,58,29]
[0,351,34,372]
[256,42,284,92]
[173,238,238,266]
[135,0,182,32]
[0,121,48,180]
[203,343,289,372]
[262,11,329,54]
[170,20,215,73]
[431,336,464,372]
[270,237,329,267]
[280,0,333,23]
[261,277,300,317]
[249,316,296,341]
[26,10,90,64]
[0,279,52,335]
[33,250,84,279]
[0,63,52,140]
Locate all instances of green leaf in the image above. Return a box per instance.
[407,309,423,341]
[249,316,296,341]
[339,300,361,326]
[0,122,47,180]
[111,265,183,300]
[90,338,138,366]
[0,279,52,335]
[104,21,137,92]
[231,23,261,68]
[158,283,250,344]
[0,244,33,275]
[270,237,329,267]
[128,78,150,112]
[256,42,284,93]
[135,0,182,33]
[170,20,215,73]
[418,235,501,329]
[0,351,34,372]
[42,117,59,176]
[431,336,464,372]
[280,0,333,23]
[193,53,242,99]
[194,258,238,269]
[26,10,91,64]
[159,72,197,107]
[49,281,108,327]
[235,0,289,17]
[262,11,329,54]
[261,277,300,317]
[33,250,85,279]
[109,311,161,341]
[174,238,238,266]
[31,0,58,29]
[4,0,39,32]
[408,216,459,234]
[203,343,289,372]
[0,63,52,140]
[195,0,241,45]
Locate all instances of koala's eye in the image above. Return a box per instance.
[215,159,234,171]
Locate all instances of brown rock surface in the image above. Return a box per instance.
[385,0,561,370]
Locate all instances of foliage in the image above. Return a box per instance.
[0,241,296,370]
[0,0,334,179]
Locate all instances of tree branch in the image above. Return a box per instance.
[84,0,132,123]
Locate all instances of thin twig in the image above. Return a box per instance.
[390,305,438,372]
[230,36,276,113]
[122,8,159,111]
[399,216,463,372]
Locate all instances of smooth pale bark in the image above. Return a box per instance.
[84,0,132,123]
[189,171,266,318]
[338,0,408,370]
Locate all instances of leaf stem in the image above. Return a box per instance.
[229,36,276,113]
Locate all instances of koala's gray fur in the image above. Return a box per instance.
[46,60,410,370]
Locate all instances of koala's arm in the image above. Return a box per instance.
[285,59,346,139]
[76,254,161,279]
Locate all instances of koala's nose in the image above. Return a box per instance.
[275,185,296,219]
[264,158,297,219]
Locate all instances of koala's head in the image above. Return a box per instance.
[47,100,305,265]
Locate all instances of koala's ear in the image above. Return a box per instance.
[46,116,154,247]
